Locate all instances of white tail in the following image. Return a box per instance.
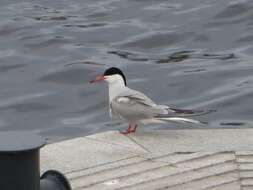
[158,117,203,124]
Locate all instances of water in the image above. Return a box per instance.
[0,0,253,142]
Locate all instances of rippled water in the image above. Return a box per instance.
[0,0,253,142]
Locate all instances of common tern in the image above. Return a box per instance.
[90,67,206,134]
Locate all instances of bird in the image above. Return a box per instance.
[90,67,207,134]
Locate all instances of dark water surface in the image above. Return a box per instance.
[0,0,253,142]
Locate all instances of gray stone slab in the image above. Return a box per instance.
[243,186,253,190]
[200,181,240,190]
[239,163,253,171]
[41,136,144,173]
[66,156,145,180]
[237,155,253,163]
[40,129,253,190]
[128,129,253,154]
[240,171,253,178]
[86,131,148,153]
[164,172,239,190]
[88,162,237,190]
[242,178,253,186]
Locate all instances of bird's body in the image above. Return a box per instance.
[90,67,206,134]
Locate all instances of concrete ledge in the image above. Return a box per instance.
[41,129,253,190]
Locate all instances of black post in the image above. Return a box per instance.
[0,131,71,190]
[0,132,45,190]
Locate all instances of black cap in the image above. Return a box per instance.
[103,67,126,86]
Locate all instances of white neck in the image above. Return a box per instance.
[104,74,126,102]
[108,80,125,102]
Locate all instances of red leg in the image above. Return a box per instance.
[120,124,138,134]
[130,124,138,133]
[120,124,132,134]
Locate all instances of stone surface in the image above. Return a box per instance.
[127,129,253,154]
[41,136,143,173]
[41,129,253,190]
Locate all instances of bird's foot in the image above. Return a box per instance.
[120,125,137,135]
[120,130,131,135]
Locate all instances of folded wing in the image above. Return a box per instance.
[109,87,209,124]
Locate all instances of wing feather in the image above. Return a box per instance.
[109,92,165,121]
[108,87,210,123]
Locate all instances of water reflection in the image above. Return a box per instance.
[108,50,235,63]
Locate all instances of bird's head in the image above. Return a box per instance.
[90,67,126,86]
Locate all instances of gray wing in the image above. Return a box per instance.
[109,88,208,121]
[109,89,170,121]
[117,87,157,107]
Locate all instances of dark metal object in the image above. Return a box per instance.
[41,170,71,190]
[0,132,45,190]
[0,131,71,190]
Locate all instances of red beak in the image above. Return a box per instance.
[90,75,105,83]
